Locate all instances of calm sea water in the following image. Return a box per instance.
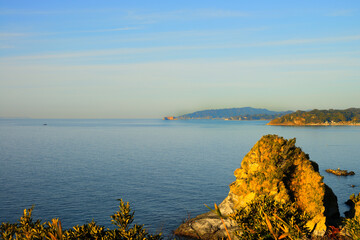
[0,119,359,237]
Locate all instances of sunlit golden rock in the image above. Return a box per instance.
[228,135,339,236]
[175,134,340,239]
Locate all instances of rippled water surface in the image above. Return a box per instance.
[0,119,359,236]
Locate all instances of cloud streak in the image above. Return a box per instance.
[255,35,360,46]
[0,27,138,39]
[124,8,251,24]
[326,9,356,17]
[0,8,120,15]
[2,34,360,61]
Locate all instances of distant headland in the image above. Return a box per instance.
[163,107,292,120]
[163,116,176,120]
[163,107,360,126]
[268,108,360,126]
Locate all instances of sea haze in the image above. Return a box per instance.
[0,119,359,237]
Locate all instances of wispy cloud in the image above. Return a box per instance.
[0,27,137,39]
[0,9,75,15]
[326,9,356,17]
[0,8,119,15]
[2,56,360,72]
[38,27,139,36]
[78,27,138,33]
[2,34,359,62]
[124,9,250,24]
[190,9,250,18]
[0,46,204,61]
[245,35,360,47]
[0,7,250,20]
[0,32,27,38]
[0,45,14,49]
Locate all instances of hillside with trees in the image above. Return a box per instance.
[268,108,360,126]
[227,112,292,121]
[176,107,291,120]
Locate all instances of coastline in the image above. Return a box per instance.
[267,122,360,126]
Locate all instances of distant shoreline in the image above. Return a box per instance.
[268,122,360,126]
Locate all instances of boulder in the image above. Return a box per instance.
[175,135,340,239]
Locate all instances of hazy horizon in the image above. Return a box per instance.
[1,1,359,118]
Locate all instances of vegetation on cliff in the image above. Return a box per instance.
[343,193,360,239]
[0,199,162,240]
[268,108,360,125]
[230,195,310,240]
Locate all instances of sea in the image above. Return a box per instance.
[0,119,359,237]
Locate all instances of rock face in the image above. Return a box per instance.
[175,135,340,239]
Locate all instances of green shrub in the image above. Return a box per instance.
[343,193,360,239]
[343,217,360,240]
[230,195,310,240]
[0,199,162,240]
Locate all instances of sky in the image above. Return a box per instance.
[0,0,359,118]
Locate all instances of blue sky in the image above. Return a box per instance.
[1,0,359,118]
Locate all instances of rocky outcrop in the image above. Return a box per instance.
[174,192,240,239]
[175,135,340,239]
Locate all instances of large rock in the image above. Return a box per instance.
[175,135,340,239]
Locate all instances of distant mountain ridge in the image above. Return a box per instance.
[177,107,292,119]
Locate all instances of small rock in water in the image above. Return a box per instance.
[325,168,355,176]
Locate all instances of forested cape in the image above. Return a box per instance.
[268,108,360,125]
[227,112,292,121]
[177,107,291,119]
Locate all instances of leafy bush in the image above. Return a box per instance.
[0,199,162,240]
[343,217,360,240]
[343,193,360,239]
[230,195,310,240]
